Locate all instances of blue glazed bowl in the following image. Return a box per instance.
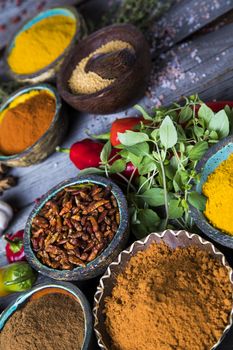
[0,83,68,167]
[4,7,85,84]
[0,282,93,350]
[190,136,233,248]
[24,175,129,281]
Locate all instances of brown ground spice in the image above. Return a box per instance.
[104,243,233,350]
[0,293,85,350]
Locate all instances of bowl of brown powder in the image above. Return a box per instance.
[0,281,93,350]
[93,230,233,350]
[0,83,67,167]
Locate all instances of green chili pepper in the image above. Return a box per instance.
[0,261,36,296]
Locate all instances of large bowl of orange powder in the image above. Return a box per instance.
[0,84,68,167]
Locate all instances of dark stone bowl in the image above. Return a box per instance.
[24,175,129,281]
[0,83,68,167]
[0,282,93,350]
[57,24,151,114]
[190,135,233,248]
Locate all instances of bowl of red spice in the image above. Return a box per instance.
[24,175,129,281]
[94,230,233,350]
[0,282,93,350]
[0,83,67,167]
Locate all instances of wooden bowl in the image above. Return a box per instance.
[4,7,86,84]
[0,282,93,350]
[0,84,68,167]
[93,230,233,350]
[190,135,233,248]
[57,24,151,114]
[24,175,129,281]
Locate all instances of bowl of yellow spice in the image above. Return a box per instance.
[191,135,233,248]
[0,84,67,167]
[5,7,85,84]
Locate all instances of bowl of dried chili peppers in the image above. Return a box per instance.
[0,83,67,167]
[24,175,129,281]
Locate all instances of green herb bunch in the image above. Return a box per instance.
[80,95,232,239]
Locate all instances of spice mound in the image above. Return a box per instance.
[203,153,233,236]
[104,242,232,350]
[68,40,134,95]
[31,183,120,270]
[0,90,56,156]
[0,293,85,350]
[8,15,76,75]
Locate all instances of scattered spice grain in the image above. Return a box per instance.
[0,90,56,155]
[68,40,134,95]
[203,153,233,236]
[104,242,232,350]
[31,183,120,269]
[0,293,85,350]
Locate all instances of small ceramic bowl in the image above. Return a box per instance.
[24,175,129,281]
[0,282,93,350]
[93,230,233,350]
[0,84,67,167]
[4,7,85,84]
[57,24,151,114]
[190,136,233,248]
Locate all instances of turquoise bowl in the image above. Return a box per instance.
[0,282,93,350]
[0,83,68,167]
[24,175,129,281]
[4,7,85,84]
[190,136,233,248]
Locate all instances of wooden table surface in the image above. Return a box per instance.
[1,1,233,349]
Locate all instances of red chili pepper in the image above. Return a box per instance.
[57,139,104,170]
[110,149,139,178]
[110,117,143,146]
[206,101,233,112]
[4,230,25,263]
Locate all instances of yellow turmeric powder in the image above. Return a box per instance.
[8,15,76,75]
[203,153,233,236]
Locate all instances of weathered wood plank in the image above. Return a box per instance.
[150,0,233,53]
[146,22,233,107]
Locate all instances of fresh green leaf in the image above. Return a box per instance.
[179,106,193,123]
[78,168,104,176]
[118,130,149,146]
[188,192,207,211]
[224,105,233,131]
[100,141,111,163]
[189,141,208,161]
[139,188,165,206]
[126,142,150,157]
[134,104,153,120]
[168,199,184,219]
[198,104,214,125]
[110,159,126,173]
[136,176,150,193]
[138,157,157,175]
[208,110,229,139]
[132,209,160,238]
[194,125,204,138]
[209,130,219,140]
[159,116,178,148]
[151,129,159,141]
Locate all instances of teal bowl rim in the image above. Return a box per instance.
[24,175,129,280]
[0,83,62,161]
[0,282,93,350]
[4,6,82,80]
[190,135,233,248]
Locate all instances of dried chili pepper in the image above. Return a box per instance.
[4,230,25,263]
